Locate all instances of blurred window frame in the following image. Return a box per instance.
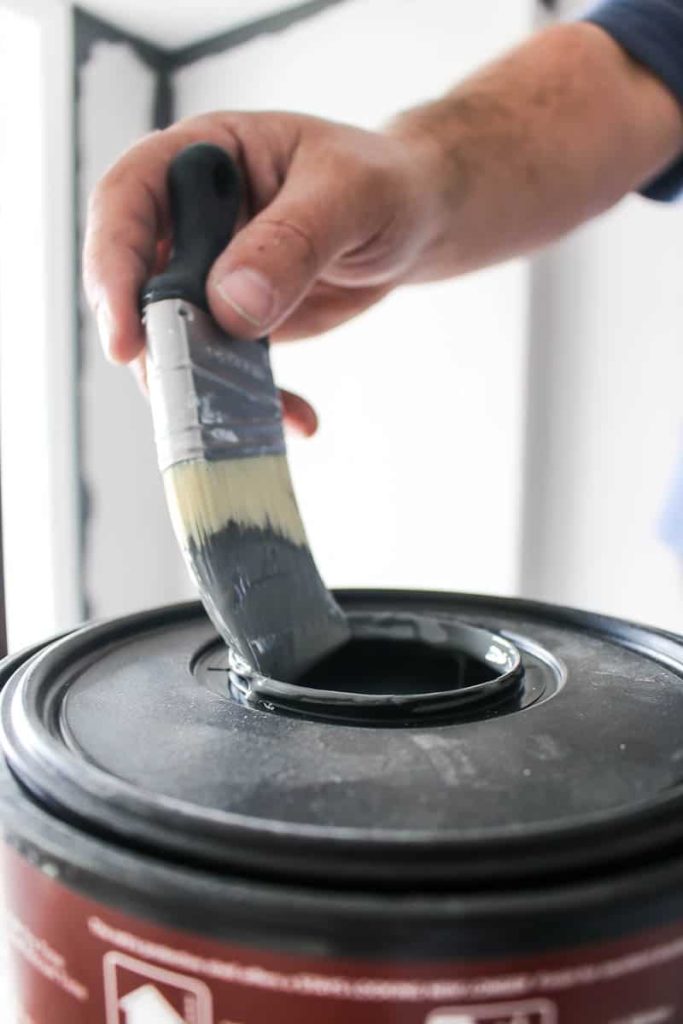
[0,0,82,649]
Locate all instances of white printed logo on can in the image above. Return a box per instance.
[103,950,213,1024]
[426,999,557,1024]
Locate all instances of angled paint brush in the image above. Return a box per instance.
[142,143,349,681]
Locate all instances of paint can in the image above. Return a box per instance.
[2,589,683,1023]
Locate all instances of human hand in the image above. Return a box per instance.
[83,111,443,433]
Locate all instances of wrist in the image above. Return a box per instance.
[385,104,466,281]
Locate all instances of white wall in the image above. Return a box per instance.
[520,0,683,631]
[174,0,536,597]
[78,40,193,618]
[523,199,683,632]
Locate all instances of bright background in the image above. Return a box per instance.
[2,0,680,658]
[0,0,682,1006]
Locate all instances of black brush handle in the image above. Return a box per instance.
[142,143,241,311]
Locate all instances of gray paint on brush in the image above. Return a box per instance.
[145,300,285,469]
[145,299,348,678]
[185,520,349,681]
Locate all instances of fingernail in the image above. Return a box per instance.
[130,355,148,398]
[96,305,114,361]
[215,267,275,328]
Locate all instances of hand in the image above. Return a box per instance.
[83,111,443,432]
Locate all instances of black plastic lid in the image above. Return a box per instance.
[3,590,683,890]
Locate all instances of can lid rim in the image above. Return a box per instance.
[3,591,683,890]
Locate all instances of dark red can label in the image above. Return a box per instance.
[4,844,683,1023]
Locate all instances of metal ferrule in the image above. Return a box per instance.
[144,298,285,472]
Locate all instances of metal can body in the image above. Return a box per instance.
[2,592,683,1023]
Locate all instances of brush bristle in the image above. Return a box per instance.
[163,455,309,549]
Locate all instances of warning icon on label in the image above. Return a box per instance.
[120,984,185,1023]
[103,951,213,1024]
[427,999,557,1024]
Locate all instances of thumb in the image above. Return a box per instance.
[206,176,349,339]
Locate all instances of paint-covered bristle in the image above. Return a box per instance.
[142,144,349,681]
[163,455,308,551]
[162,453,350,681]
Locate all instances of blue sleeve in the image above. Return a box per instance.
[585,0,683,200]
[659,432,683,558]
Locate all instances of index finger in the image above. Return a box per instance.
[83,131,173,363]
[83,119,240,364]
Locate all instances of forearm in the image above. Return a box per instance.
[85,20,683,354]
[391,22,683,281]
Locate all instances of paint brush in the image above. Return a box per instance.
[142,143,349,681]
